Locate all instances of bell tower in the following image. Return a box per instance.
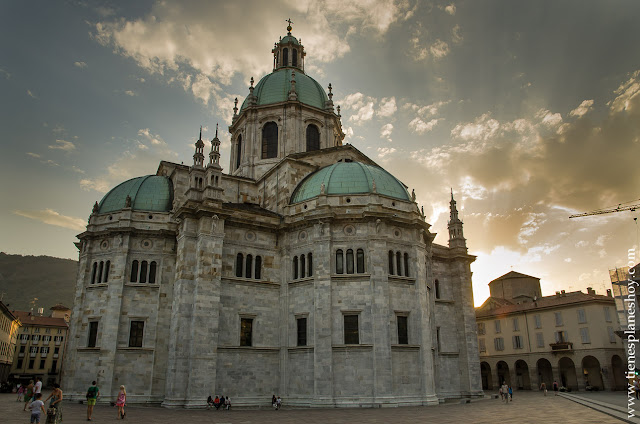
[448,189,467,251]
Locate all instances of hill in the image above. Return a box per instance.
[0,252,77,312]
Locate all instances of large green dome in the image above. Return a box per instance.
[98,175,173,214]
[290,162,410,204]
[241,68,328,111]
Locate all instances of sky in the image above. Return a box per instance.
[1,0,639,306]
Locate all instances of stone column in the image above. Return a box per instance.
[418,243,439,405]
[163,215,223,408]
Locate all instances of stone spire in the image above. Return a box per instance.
[193,126,205,167]
[448,189,467,250]
[209,123,221,169]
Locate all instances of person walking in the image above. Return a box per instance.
[552,380,559,396]
[501,382,509,404]
[44,383,63,423]
[508,386,513,402]
[29,393,46,424]
[116,385,126,419]
[540,382,547,396]
[23,380,34,411]
[33,377,43,401]
[16,383,23,401]
[86,380,100,421]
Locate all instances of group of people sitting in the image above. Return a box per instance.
[206,395,231,410]
[271,395,282,410]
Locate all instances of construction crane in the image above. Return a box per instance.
[569,199,640,218]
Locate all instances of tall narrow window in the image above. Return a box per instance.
[346,249,354,274]
[104,261,110,283]
[403,253,409,277]
[536,332,544,348]
[149,261,157,284]
[534,314,542,328]
[388,251,394,275]
[139,261,148,283]
[336,250,344,274]
[88,321,98,348]
[91,262,97,284]
[435,279,440,299]
[130,260,139,283]
[236,135,242,169]
[306,125,320,151]
[246,254,253,279]
[396,251,402,277]
[236,253,243,278]
[97,261,104,284]
[356,249,365,273]
[255,256,262,280]
[436,327,441,351]
[344,315,359,344]
[300,254,306,278]
[397,315,408,344]
[297,317,307,346]
[240,318,253,347]
[577,308,586,324]
[308,253,313,277]
[262,122,278,159]
[129,321,144,348]
[293,256,299,280]
[292,49,298,67]
[283,48,288,66]
[555,312,563,326]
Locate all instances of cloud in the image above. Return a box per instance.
[124,90,137,96]
[341,92,376,124]
[27,152,42,159]
[48,139,76,151]
[452,24,463,44]
[430,39,449,59]
[380,123,393,141]
[74,61,88,69]
[443,4,456,15]
[80,128,178,194]
[377,146,396,158]
[569,99,594,117]
[13,209,86,231]
[377,97,397,117]
[609,70,640,112]
[27,90,38,99]
[409,117,442,134]
[0,67,10,79]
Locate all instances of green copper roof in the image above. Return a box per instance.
[98,175,173,214]
[240,68,327,111]
[280,35,299,45]
[290,162,410,204]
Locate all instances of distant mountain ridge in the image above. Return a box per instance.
[0,252,77,312]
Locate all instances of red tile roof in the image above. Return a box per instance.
[11,311,68,328]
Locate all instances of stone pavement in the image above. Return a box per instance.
[560,391,640,424]
[0,392,625,424]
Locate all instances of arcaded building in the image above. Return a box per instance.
[63,25,482,407]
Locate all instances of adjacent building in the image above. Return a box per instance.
[62,24,483,408]
[0,301,20,382]
[476,271,626,392]
[10,305,71,387]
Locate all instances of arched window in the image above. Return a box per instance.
[404,253,409,277]
[308,253,313,277]
[336,250,344,274]
[236,253,243,278]
[283,48,289,66]
[246,254,253,279]
[236,135,242,169]
[130,260,139,283]
[276,51,279,67]
[91,262,97,284]
[104,261,111,283]
[262,122,278,159]
[300,254,306,278]
[357,249,365,273]
[149,261,157,284]
[292,49,298,67]
[346,249,354,274]
[140,261,148,283]
[293,256,299,280]
[388,251,394,275]
[255,256,262,280]
[396,252,402,277]
[435,279,440,299]
[97,261,104,284]
[306,124,320,151]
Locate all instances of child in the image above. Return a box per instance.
[116,385,126,419]
[29,393,46,424]
[508,386,513,401]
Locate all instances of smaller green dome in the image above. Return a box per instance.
[280,35,299,45]
[241,68,328,111]
[290,162,410,204]
[98,175,173,214]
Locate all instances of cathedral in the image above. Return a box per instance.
[63,24,483,408]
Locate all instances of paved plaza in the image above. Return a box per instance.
[0,391,628,424]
